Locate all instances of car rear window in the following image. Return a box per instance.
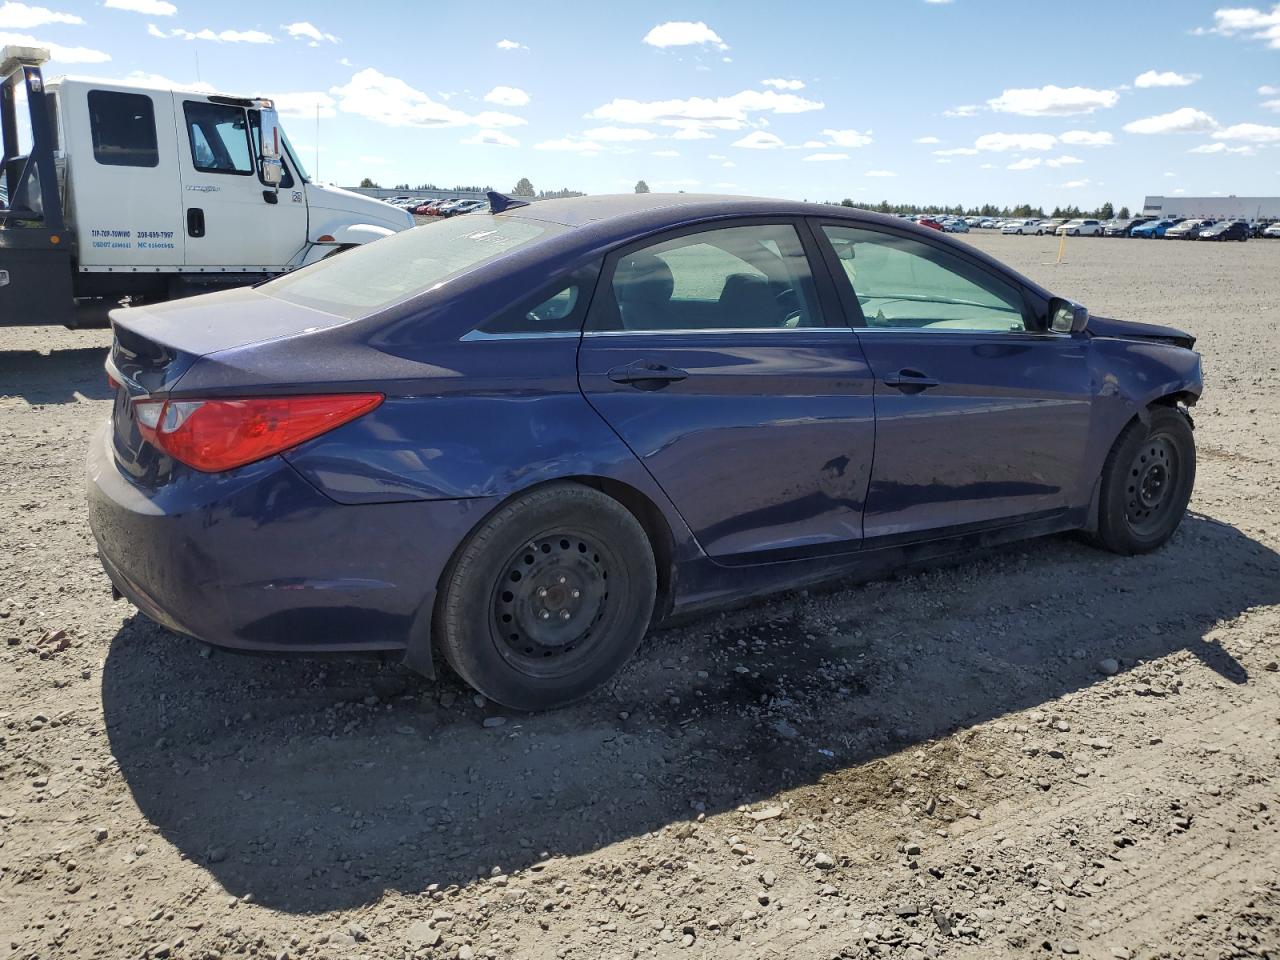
[263,215,558,318]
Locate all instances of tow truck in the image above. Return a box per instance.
[1,45,412,328]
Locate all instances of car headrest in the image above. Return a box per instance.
[614,252,674,305]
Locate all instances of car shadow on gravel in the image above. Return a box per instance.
[101,512,1278,915]
[0,345,111,403]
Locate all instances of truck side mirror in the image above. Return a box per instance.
[259,157,283,187]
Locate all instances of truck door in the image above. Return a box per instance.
[64,85,185,269]
[174,98,307,270]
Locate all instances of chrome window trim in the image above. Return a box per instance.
[460,329,582,342]
[581,326,850,338]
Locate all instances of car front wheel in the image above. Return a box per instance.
[436,483,657,710]
[1092,407,1196,555]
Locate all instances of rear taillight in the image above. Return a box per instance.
[131,394,383,472]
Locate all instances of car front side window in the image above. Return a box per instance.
[823,225,1029,334]
[594,223,824,332]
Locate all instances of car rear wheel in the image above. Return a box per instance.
[436,483,657,710]
[1092,407,1196,555]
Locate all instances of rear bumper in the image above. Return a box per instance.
[86,422,495,660]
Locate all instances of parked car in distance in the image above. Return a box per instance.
[442,199,489,217]
[1263,223,1280,238]
[1038,218,1068,235]
[1166,219,1215,240]
[1198,220,1249,242]
[1131,218,1181,239]
[942,219,969,233]
[1001,219,1040,235]
[1057,219,1103,237]
[88,192,1203,710]
[917,217,944,231]
[1104,219,1146,237]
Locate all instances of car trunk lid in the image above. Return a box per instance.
[107,287,354,485]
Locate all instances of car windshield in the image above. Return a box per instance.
[263,214,559,319]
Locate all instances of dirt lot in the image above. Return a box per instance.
[1,231,1278,960]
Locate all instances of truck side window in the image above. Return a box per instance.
[88,91,158,168]
[183,102,253,176]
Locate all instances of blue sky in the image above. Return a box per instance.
[3,0,1279,208]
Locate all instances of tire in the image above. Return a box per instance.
[435,483,657,710]
[1092,406,1196,555]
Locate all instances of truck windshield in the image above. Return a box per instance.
[280,128,309,181]
[262,214,559,318]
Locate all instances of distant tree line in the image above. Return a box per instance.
[835,199,1131,220]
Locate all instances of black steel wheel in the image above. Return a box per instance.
[1093,406,1196,555]
[436,483,656,710]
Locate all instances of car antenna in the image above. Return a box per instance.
[487,191,530,214]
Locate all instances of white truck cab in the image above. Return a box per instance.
[1,46,411,327]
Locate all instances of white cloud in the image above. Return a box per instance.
[1188,142,1254,154]
[330,69,527,129]
[1211,122,1280,142]
[1134,69,1198,88]
[0,30,108,60]
[534,137,603,154]
[587,89,823,134]
[643,20,727,50]
[272,91,336,119]
[974,132,1057,152]
[988,85,1119,116]
[167,26,274,43]
[944,104,979,117]
[934,146,978,156]
[980,163,994,169]
[865,169,897,176]
[104,0,175,14]
[121,70,214,92]
[1203,5,1280,48]
[1007,157,1042,170]
[145,22,164,37]
[1046,154,1083,167]
[651,149,680,157]
[822,127,872,148]
[707,153,727,160]
[283,21,337,44]
[1263,99,1280,112]
[1061,179,1090,188]
[462,129,519,147]
[803,152,849,161]
[1122,107,1218,134]
[1164,171,1176,176]
[1060,129,1114,146]
[483,85,530,107]
[801,139,826,148]
[0,3,82,28]
[1260,85,1280,95]
[761,77,804,90]
[581,125,656,142]
[732,130,785,149]
[496,38,526,50]
[914,135,940,144]
[671,127,714,140]
[721,160,735,167]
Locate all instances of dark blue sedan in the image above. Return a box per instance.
[88,193,1202,709]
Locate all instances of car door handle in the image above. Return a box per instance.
[882,369,940,393]
[607,361,689,388]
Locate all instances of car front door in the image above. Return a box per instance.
[175,99,307,269]
[815,222,1094,541]
[577,220,876,561]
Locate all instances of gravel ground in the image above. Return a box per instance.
[1,231,1278,960]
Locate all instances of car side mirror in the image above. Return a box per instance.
[1049,297,1089,334]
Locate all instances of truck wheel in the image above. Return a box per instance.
[436,483,657,710]
[1092,407,1196,555]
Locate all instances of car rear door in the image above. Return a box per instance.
[576,219,876,561]
[813,221,1094,541]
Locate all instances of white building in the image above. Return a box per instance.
[1142,195,1280,221]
